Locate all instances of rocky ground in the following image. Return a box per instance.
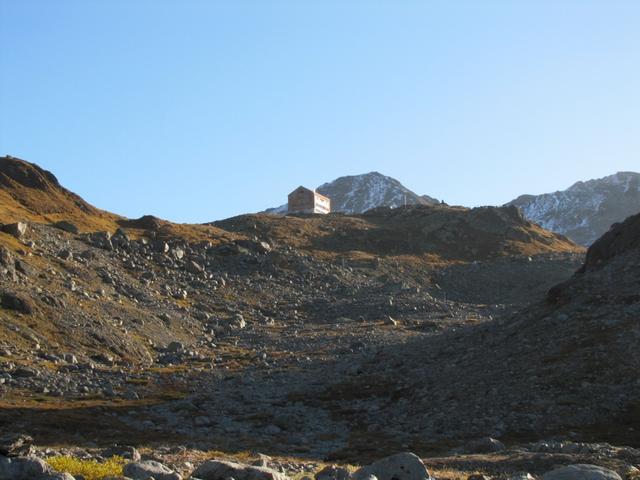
[0,220,585,453]
[0,157,638,480]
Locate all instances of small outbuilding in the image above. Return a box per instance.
[287,186,331,214]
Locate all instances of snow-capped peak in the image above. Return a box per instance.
[507,171,640,246]
[264,172,439,215]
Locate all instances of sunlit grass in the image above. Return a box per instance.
[47,455,126,480]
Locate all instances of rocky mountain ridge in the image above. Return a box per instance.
[265,172,439,214]
[316,172,440,213]
[267,169,640,248]
[507,171,640,246]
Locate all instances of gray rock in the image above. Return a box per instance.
[191,459,289,480]
[542,465,622,480]
[0,455,54,480]
[44,473,76,480]
[53,221,79,234]
[123,460,181,480]
[88,231,113,250]
[13,367,38,378]
[315,466,352,480]
[14,259,32,276]
[57,249,73,261]
[111,229,130,248]
[353,453,430,480]
[186,261,204,274]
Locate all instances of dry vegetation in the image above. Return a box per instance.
[47,455,126,480]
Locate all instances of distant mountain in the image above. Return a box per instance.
[507,171,640,246]
[265,172,439,214]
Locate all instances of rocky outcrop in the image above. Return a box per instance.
[578,211,640,272]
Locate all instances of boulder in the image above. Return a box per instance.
[111,229,130,248]
[191,459,289,480]
[91,353,115,366]
[14,259,33,276]
[259,241,272,253]
[542,465,622,480]
[13,367,38,378]
[167,341,184,353]
[88,231,113,250]
[316,465,352,480]
[123,459,181,480]
[353,453,430,480]
[1,222,27,238]
[0,291,34,314]
[186,261,204,274]
[53,221,79,234]
[0,455,54,480]
[57,249,73,261]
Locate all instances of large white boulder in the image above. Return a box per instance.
[353,453,430,480]
[542,464,622,480]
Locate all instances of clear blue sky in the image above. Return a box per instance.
[1,1,638,222]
